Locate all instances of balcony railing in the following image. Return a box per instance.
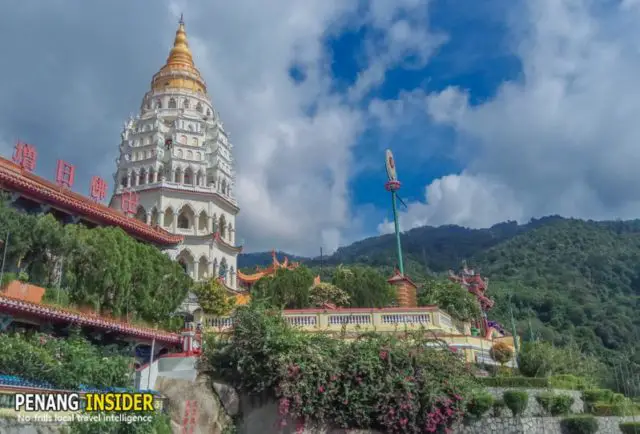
[202,307,468,335]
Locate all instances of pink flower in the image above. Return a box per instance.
[379,350,388,360]
[318,386,325,393]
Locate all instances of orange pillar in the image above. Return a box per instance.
[387,271,418,308]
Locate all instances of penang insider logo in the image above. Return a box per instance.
[15,393,155,412]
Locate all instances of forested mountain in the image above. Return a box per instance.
[239,216,640,368]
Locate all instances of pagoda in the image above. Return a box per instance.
[108,17,242,289]
[448,262,496,337]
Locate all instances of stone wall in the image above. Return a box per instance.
[458,416,639,434]
[485,387,584,416]
[0,419,62,434]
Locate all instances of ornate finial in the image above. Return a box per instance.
[179,13,184,24]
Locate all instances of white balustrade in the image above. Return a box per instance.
[381,313,430,325]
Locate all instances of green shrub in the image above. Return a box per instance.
[205,305,477,433]
[466,390,494,419]
[582,388,615,404]
[591,402,640,416]
[548,374,593,390]
[620,422,640,434]
[503,390,529,417]
[535,392,574,416]
[477,376,549,388]
[0,330,129,389]
[561,415,598,434]
[492,399,506,417]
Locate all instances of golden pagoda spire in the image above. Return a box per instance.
[151,15,207,94]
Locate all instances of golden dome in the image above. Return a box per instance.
[151,16,207,94]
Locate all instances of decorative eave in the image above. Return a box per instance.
[212,232,242,253]
[0,157,183,246]
[387,270,418,288]
[0,294,182,346]
[117,185,239,214]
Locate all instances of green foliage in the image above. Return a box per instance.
[194,278,236,316]
[251,266,314,308]
[477,376,549,388]
[0,200,191,323]
[466,390,494,419]
[535,392,574,416]
[204,304,476,433]
[417,278,481,322]
[502,390,529,417]
[548,374,595,391]
[517,341,600,379]
[489,342,514,366]
[0,331,130,389]
[66,411,172,434]
[492,399,506,417]
[309,282,350,307]
[620,422,640,434]
[561,415,599,434]
[331,265,396,308]
[263,216,640,386]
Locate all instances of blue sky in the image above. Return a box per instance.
[2,0,640,255]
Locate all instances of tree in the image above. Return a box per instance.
[309,282,350,307]
[251,266,314,308]
[194,278,236,316]
[331,265,395,308]
[418,278,482,322]
[490,341,514,367]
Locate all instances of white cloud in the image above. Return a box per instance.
[380,0,640,231]
[0,0,444,255]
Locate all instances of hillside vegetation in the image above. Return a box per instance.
[239,217,640,379]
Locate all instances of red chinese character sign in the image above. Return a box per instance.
[121,190,139,216]
[55,160,75,189]
[89,176,108,202]
[12,142,37,172]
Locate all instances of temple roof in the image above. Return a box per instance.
[0,293,182,346]
[237,250,299,284]
[0,156,183,246]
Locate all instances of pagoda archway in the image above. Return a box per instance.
[176,249,195,277]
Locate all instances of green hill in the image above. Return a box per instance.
[239,216,640,370]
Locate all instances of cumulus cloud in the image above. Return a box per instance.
[380,0,640,231]
[0,0,442,255]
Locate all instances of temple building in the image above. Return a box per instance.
[109,17,242,289]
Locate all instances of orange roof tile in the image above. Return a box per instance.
[0,156,183,246]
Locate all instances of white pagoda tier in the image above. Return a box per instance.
[109,17,241,290]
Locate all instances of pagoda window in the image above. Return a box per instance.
[177,249,195,276]
[196,103,203,113]
[192,138,198,147]
[120,176,127,188]
[198,211,208,232]
[138,169,146,185]
[198,256,208,280]
[169,98,177,109]
[180,135,187,144]
[187,151,194,160]
[134,206,146,223]
[164,208,174,229]
[207,109,211,116]
[219,258,228,280]
[177,205,195,230]
[219,215,226,238]
[184,167,193,185]
[221,179,227,195]
[183,99,190,109]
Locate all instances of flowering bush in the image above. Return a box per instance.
[203,305,477,433]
